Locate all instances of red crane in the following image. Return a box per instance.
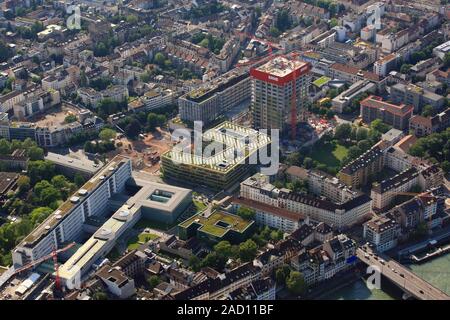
[289,51,301,140]
[12,242,76,284]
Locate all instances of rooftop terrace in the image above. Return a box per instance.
[179,210,252,238]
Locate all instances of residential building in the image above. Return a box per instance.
[284,166,360,204]
[363,215,400,252]
[239,174,372,229]
[331,80,376,113]
[371,168,420,210]
[390,83,445,113]
[173,263,261,300]
[227,278,276,300]
[360,95,413,130]
[409,108,450,137]
[96,265,136,299]
[339,145,385,188]
[290,234,356,285]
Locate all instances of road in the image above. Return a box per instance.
[357,248,450,300]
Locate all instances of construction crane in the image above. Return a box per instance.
[12,242,76,278]
[288,51,301,141]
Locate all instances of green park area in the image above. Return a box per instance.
[310,141,349,168]
[127,232,159,250]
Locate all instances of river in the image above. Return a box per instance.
[324,252,450,300]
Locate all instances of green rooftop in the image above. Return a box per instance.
[313,76,331,88]
[179,210,252,237]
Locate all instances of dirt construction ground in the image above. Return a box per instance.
[116,128,174,174]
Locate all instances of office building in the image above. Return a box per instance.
[161,121,271,191]
[251,56,311,130]
[179,69,250,126]
[12,155,133,268]
[178,210,254,244]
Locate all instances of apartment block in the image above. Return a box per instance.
[240,174,372,229]
[409,108,450,137]
[360,96,413,130]
[339,145,385,188]
[363,215,400,252]
[390,83,445,113]
[371,168,420,211]
[285,166,360,204]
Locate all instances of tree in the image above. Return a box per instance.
[348,145,362,160]
[17,176,30,193]
[422,105,434,117]
[92,291,108,300]
[275,264,291,285]
[27,146,44,161]
[239,239,258,262]
[330,18,339,27]
[29,207,53,226]
[334,123,352,140]
[0,40,13,62]
[286,271,307,296]
[214,241,232,258]
[154,52,166,67]
[357,140,372,152]
[147,113,159,131]
[0,139,10,155]
[202,251,227,270]
[28,160,56,184]
[370,119,390,133]
[400,64,413,74]
[189,255,201,272]
[303,157,313,169]
[64,114,77,123]
[236,206,255,220]
[74,173,85,188]
[356,127,368,141]
[147,275,161,289]
[39,186,61,205]
[269,26,281,37]
[125,119,142,139]
[126,15,138,24]
[99,128,117,141]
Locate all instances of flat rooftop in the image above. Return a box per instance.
[129,176,192,213]
[253,56,310,78]
[59,178,191,282]
[163,121,270,173]
[45,152,102,175]
[19,155,130,247]
[179,210,253,238]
